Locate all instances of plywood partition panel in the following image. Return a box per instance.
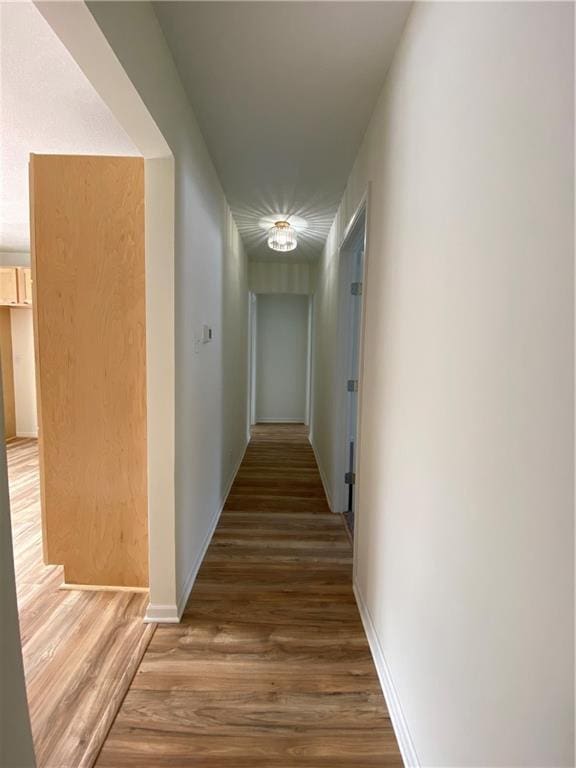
[30,154,148,588]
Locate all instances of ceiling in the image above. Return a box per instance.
[154,1,411,261]
[0,1,138,253]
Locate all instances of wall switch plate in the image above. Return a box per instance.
[201,324,213,343]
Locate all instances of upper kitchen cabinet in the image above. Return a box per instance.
[0,266,33,306]
[0,267,20,305]
[17,268,33,305]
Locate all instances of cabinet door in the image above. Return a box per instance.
[17,268,32,304]
[0,268,19,305]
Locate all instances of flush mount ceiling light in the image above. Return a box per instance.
[267,220,297,252]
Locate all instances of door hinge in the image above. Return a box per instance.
[351,281,363,296]
[345,471,356,485]
[347,379,358,392]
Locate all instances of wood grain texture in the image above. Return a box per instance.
[0,306,16,438]
[8,438,156,768]
[0,266,19,304]
[30,154,148,587]
[97,424,402,767]
[17,267,33,305]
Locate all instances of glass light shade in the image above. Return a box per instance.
[267,220,297,252]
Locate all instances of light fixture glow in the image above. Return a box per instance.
[267,220,297,252]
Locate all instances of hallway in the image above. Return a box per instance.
[97,425,402,766]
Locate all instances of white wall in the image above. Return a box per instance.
[0,251,30,267]
[11,308,37,438]
[312,3,574,766]
[87,1,249,617]
[256,294,308,423]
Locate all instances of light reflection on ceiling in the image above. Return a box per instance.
[153,2,412,262]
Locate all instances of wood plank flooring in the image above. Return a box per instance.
[7,438,155,768]
[97,424,403,767]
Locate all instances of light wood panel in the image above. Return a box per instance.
[97,424,402,767]
[7,438,155,768]
[17,267,33,305]
[30,154,148,587]
[0,306,16,438]
[0,266,19,304]
[0,265,34,306]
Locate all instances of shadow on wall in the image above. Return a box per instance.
[0,375,36,766]
[219,202,250,508]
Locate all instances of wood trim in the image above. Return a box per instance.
[17,267,33,305]
[29,154,49,564]
[59,583,149,594]
[84,622,156,768]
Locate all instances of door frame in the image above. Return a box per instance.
[333,188,371,518]
[305,294,314,430]
[248,291,257,432]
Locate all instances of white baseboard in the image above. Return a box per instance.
[309,435,334,512]
[146,440,248,624]
[353,581,420,768]
[255,417,305,423]
[144,603,179,623]
[16,430,38,438]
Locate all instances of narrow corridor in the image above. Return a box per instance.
[97,425,402,766]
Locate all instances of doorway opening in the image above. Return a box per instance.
[248,292,313,431]
[336,200,368,538]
